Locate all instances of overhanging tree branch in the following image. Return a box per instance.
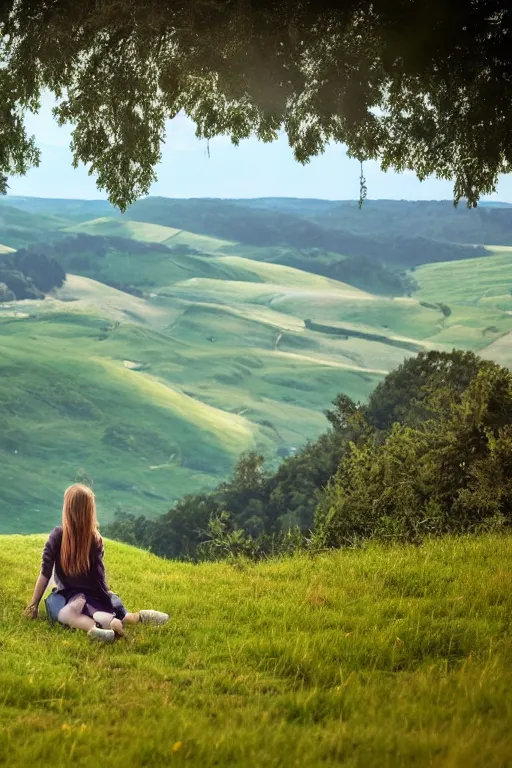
[1,0,511,209]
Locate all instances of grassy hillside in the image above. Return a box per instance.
[0,308,278,533]
[66,217,235,251]
[0,265,386,532]
[481,331,512,368]
[0,204,68,249]
[414,246,512,307]
[65,216,183,243]
[48,234,262,288]
[413,246,512,350]
[1,533,511,767]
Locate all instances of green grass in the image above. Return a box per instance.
[166,229,235,252]
[215,256,360,291]
[273,292,446,340]
[481,330,512,368]
[414,247,512,306]
[53,246,264,291]
[0,533,511,767]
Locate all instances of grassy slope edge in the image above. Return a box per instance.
[0,533,511,768]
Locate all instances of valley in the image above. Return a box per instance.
[1,197,511,532]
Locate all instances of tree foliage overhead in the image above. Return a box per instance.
[1,0,511,208]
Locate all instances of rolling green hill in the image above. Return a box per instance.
[66,216,235,251]
[1,533,511,767]
[42,233,260,289]
[0,249,389,532]
[113,197,501,303]
[65,216,183,243]
[0,309,274,533]
[0,204,68,249]
[2,198,512,533]
[414,246,512,307]
[412,246,512,350]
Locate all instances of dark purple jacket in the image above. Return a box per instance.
[41,526,114,612]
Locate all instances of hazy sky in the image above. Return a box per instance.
[7,95,512,202]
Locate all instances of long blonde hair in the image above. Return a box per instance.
[61,484,99,576]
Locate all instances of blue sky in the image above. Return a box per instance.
[7,95,512,202]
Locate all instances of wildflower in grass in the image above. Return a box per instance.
[172,741,183,752]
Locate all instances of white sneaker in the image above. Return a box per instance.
[88,627,115,643]
[139,610,169,626]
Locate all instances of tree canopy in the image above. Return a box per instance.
[1,0,511,208]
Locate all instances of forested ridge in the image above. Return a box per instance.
[127,198,489,263]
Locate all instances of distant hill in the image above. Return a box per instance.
[0,196,118,223]
[3,194,512,244]
[65,217,234,252]
[124,197,487,269]
[0,203,69,249]
[123,196,512,248]
[304,200,512,245]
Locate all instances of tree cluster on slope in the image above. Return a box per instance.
[104,350,512,560]
[0,249,65,300]
[317,359,512,547]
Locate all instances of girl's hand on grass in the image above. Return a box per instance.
[23,603,39,619]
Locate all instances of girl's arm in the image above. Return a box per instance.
[94,535,116,610]
[23,528,59,619]
[23,573,49,618]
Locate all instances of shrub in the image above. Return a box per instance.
[315,362,512,548]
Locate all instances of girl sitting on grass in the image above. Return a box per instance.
[23,483,169,643]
